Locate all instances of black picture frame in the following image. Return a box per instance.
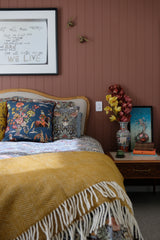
[0,8,58,75]
[130,106,153,150]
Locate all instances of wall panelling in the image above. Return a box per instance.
[0,0,160,152]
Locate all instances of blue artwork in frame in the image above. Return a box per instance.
[130,106,153,150]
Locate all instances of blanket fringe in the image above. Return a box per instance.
[14,181,143,240]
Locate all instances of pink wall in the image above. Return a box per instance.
[0,0,160,152]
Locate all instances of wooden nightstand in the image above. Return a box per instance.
[108,152,160,192]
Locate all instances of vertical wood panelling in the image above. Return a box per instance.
[1,0,160,151]
[119,0,128,87]
[136,0,145,105]
[77,0,86,96]
[94,0,103,100]
[152,0,160,149]
[26,76,36,90]
[93,0,104,143]
[110,0,120,82]
[10,77,19,89]
[44,77,54,96]
[18,75,28,89]
[144,0,153,105]
[102,0,113,150]
[84,0,95,137]
[68,0,78,96]
[128,0,137,103]
[85,0,94,98]
[60,0,70,97]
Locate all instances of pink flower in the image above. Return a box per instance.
[12,123,17,129]
[15,117,23,125]
[124,108,131,115]
[6,126,9,132]
[120,116,129,122]
[119,89,124,95]
[127,103,132,108]
[119,111,124,117]
[122,103,127,108]
[16,102,24,108]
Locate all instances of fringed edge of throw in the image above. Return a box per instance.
[14,181,143,240]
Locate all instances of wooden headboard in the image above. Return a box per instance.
[0,88,90,135]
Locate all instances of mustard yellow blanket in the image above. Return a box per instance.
[0,151,142,240]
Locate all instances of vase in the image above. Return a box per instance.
[116,122,130,152]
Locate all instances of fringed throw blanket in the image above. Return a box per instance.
[0,151,143,240]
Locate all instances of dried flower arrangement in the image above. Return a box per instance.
[104,84,132,122]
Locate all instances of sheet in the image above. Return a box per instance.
[0,136,104,160]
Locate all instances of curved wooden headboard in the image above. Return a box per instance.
[0,88,90,135]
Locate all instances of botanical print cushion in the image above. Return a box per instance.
[55,101,76,109]
[3,101,55,143]
[76,112,82,138]
[53,106,82,140]
[0,102,8,141]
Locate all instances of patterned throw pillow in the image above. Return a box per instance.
[0,97,20,141]
[53,105,82,140]
[3,101,55,142]
[0,102,8,141]
[76,112,82,137]
[55,101,76,109]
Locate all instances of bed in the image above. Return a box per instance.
[0,89,143,240]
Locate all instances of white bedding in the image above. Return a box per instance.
[0,136,104,159]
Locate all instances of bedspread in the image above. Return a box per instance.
[0,151,143,240]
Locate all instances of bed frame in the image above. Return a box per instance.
[0,88,90,135]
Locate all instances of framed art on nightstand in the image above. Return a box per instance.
[130,106,153,150]
[0,8,58,75]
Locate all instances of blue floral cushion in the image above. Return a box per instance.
[3,101,55,142]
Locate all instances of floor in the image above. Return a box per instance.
[128,191,160,240]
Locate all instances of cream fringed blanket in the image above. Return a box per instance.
[0,151,143,240]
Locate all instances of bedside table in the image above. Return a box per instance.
[108,152,160,192]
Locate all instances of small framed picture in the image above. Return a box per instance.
[130,106,153,150]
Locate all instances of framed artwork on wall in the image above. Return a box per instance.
[0,8,58,75]
[130,106,153,150]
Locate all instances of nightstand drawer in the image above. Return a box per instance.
[117,163,160,179]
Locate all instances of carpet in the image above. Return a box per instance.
[128,192,160,240]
